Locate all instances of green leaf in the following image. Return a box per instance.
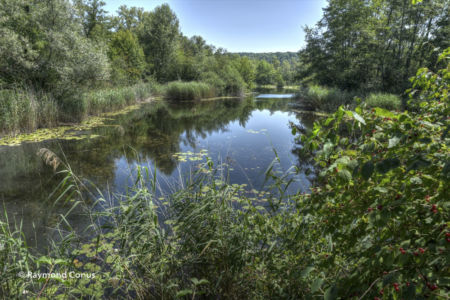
[352,111,366,125]
[300,266,315,278]
[311,278,324,293]
[324,285,338,300]
[376,158,400,173]
[374,107,396,118]
[361,161,374,180]
[338,169,352,182]
[176,289,193,297]
[388,137,400,148]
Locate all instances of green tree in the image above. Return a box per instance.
[300,0,449,92]
[73,0,109,41]
[108,30,146,84]
[255,60,275,85]
[0,0,109,93]
[137,4,180,82]
[235,57,256,89]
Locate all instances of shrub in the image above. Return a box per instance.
[365,93,402,110]
[295,55,449,298]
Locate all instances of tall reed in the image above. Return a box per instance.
[165,81,216,101]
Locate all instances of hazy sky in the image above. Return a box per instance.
[103,0,327,53]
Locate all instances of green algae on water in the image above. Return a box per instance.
[0,104,143,146]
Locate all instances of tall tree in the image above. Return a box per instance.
[108,30,145,84]
[137,4,180,82]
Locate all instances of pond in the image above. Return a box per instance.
[0,91,316,250]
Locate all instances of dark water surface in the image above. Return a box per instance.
[0,92,316,249]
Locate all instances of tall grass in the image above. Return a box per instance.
[0,89,58,135]
[85,82,157,115]
[165,81,216,101]
[297,84,355,112]
[0,82,159,135]
[364,92,402,110]
[0,159,305,298]
[297,85,402,112]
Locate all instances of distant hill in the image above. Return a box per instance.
[235,52,298,63]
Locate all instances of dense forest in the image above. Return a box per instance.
[1,0,449,299]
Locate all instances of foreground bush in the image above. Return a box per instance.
[365,93,402,110]
[165,81,215,101]
[295,51,449,298]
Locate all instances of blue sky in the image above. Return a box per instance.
[103,0,327,53]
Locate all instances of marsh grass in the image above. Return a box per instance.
[165,81,216,101]
[0,155,307,299]
[297,84,356,112]
[297,85,402,112]
[0,89,58,135]
[0,82,159,136]
[364,92,402,110]
[85,82,157,115]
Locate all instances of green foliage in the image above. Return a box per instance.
[0,89,58,135]
[255,60,276,85]
[300,0,449,92]
[108,30,146,84]
[137,4,180,82]
[0,0,110,93]
[365,93,402,110]
[0,215,34,297]
[296,53,449,298]
[298,85,355,112]
[165,81,215,101]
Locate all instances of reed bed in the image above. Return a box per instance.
[165,81,216,101]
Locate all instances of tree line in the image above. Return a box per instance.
[0,0,297,98]
[0,0,299,134]
[299,0,449,93]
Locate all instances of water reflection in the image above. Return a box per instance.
[0,94,317,249]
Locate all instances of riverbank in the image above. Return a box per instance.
[295,84,402,112]
[0,82,160,138]
[0,80,250,144]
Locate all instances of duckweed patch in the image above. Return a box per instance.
[0,104,144,146]
[172,149,209,162]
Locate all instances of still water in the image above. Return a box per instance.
[0,92,316,249]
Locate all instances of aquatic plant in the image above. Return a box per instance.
[364,93,402,110]
[296,84,355,112]
[165,81,216,101]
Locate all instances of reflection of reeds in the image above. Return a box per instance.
[36,148,62,171]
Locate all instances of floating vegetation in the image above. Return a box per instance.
[246,128,268,134]
[172,149,208,162]
[0,103,145,146]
